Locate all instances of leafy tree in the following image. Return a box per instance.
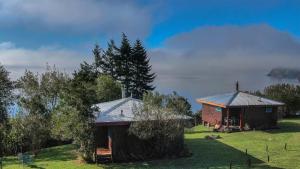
[53,65,98,162]
[129,92,188,155]
[264,84,300,116]
[131,40,156,99]
[96,75,121,102]
[5,114,25,155]
[16,67,69,155]
[0,64,13,157]
[166,91,193,116]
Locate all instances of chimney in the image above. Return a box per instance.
[236,81,239,92]
[121,85,125,98]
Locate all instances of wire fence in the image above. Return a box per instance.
[193,143,299,169]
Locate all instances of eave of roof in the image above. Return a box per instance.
[196,91,285,108]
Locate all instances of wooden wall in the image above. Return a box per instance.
[201,103,278,129]
[96,124,185,162]
[243,106,278,129]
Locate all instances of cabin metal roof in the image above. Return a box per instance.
[94,97,142,124]
[94,97,191,124]
[197,91,284,108]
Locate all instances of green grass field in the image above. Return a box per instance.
[2,118,300,169]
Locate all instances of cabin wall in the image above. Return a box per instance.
[103,125,185,162]
[202,104,224,125]
[243,106,278,129]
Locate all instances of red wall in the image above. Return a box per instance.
[202,104,224,125]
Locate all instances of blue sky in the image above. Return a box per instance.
[1,0,300,111]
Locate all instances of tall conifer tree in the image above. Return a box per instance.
[93,44,105,75]
[117,33,132,97]
[103,40,118,79]
[131,40,155,99]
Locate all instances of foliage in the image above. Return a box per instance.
[263,84,300,116]
[0,64,14,157]
[129,92,187,155]
[117,33,133,97]
[131,40,156,99]
[16,66,69,155]
[166,91,193,116]
[53,64,98,162]
[95,75,121,102]
[101,40,119,78]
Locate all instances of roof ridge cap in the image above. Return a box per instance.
[227,91,239,106]
[101,98,129,114]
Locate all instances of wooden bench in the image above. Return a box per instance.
[96,148,112,163]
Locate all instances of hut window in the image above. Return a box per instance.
[216,107,222,112]
[266,107,273,113]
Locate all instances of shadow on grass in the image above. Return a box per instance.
[34,144,77,162]
[105,138,283,169]
[27,164,46,169]
[266,121,300,134]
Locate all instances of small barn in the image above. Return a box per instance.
[196,91,284,130]
[93,97,188,162]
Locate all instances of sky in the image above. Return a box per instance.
[1,0,300,111]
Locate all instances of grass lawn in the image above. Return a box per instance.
[2,118,300,169]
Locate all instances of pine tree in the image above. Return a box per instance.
[117,33,132,97]
[131,40,156,99]
[93,43,105,75]
[103,40,118,79]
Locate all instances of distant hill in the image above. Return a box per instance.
[268,68,300,81]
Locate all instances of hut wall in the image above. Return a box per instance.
[109,125,185,162]
[243,106,278,129]
[202,104,224,125]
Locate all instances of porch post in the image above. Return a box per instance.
[240,107,245,130]
[240,110,243,130]
[226,108,229,127]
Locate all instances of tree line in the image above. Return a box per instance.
[253,84,300,116]
[0,33,192,162]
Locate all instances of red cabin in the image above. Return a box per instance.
[197,91,284,130]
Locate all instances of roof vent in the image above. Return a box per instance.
[120,109,124,117]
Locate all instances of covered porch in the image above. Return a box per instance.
[222,107,245,130]
[94,126,112,162]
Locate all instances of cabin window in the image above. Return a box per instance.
[266,107,273,113]
[216,107,222,112]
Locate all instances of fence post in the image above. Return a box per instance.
[230,161,232,169]
[284,143,287,151]
[267,155,270,162]
[247,158,251,167]
[245,149,248,155]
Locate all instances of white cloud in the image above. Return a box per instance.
[0,42,88,79]
[0,0,153,37]
[0,41,15,49]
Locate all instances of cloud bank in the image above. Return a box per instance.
[150,24,300,109]
[1,24,300,110]
[0,42,87,78]
[0,0,153,37]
